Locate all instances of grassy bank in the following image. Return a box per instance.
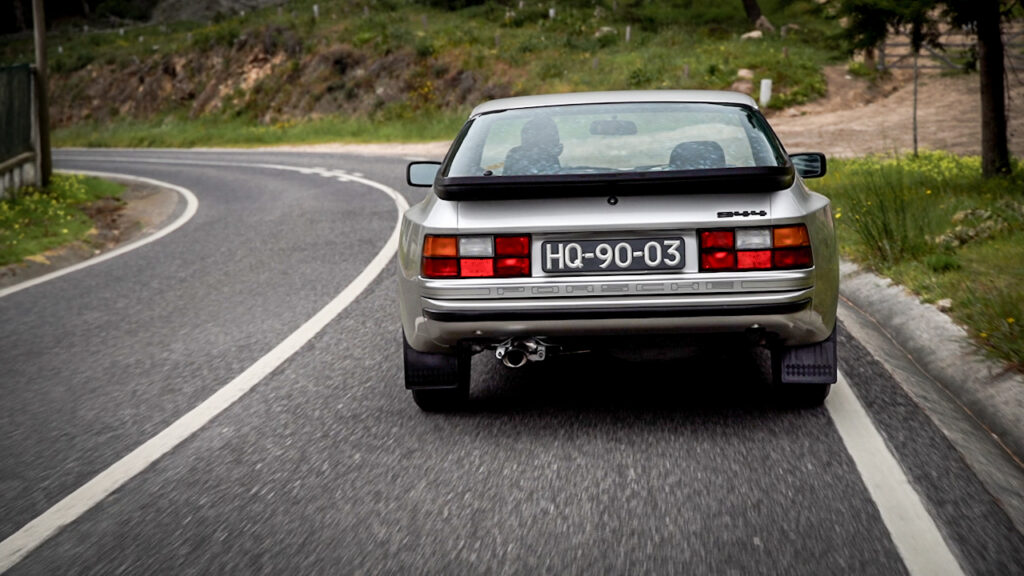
[0,174,125,266]
[54,110,467,148]
[3,0,842,147]
[816,151,1024,369]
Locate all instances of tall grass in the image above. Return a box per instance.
[816,151,1024,369]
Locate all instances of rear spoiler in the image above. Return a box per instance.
[433,165,795,201]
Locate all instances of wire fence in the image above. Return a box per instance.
[0,63,36,199]
[879,23,1024,73]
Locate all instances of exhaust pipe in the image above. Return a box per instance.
[495,338,547,369]
[501,348,529,368]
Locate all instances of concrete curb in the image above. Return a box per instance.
[838,259,1024,464]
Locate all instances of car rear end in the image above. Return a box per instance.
[397,91,838,411]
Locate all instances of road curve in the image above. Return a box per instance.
[0,149,1020,575]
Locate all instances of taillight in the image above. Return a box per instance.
[422,235,531,278]
[699,225,812,272]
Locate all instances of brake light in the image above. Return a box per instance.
[699,225,812,271]
[422,235,531,278]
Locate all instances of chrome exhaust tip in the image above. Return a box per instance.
[501,348,529,368]
[495,338,547,369]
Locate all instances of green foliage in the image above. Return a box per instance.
[817,151,1024,368]
[10,0,844,138]
[53,110,469,148]
[0,175,125,266]
[924,252,961,272]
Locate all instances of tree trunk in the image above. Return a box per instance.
[742,0,762,26]
[977,1,1011,176]
[13,0,27,30]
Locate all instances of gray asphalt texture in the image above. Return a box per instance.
[0,149,1021,575]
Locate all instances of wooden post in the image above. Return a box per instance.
[32,0,51,187]
[912,52,918,157]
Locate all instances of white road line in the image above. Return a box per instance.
[827,372,965,576]
[0,164,409,573]
[0,170,199,299]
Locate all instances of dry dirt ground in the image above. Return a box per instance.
[269,65,1024,160]
[770,65,1024,158]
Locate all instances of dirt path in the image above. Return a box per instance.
[267,66,1024,161]
[769,65,1024,158]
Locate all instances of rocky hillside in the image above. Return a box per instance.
[2,1,841,131]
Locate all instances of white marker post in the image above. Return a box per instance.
[759,78,772,108]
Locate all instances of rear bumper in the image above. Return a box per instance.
[405,287,833,353]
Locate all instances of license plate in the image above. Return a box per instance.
[542,238,684,273]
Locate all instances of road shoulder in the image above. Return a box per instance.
[838,259,1024,533]
[0,177,181,291]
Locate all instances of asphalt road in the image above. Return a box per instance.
[1,149,1022,575]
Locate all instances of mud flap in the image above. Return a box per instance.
[777,328,838,384]
[403,333,468,390]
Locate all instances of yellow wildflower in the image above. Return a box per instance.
[1008,318,1016,324]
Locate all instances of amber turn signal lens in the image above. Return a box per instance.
[423,235,457,257]
[773,226,810,248]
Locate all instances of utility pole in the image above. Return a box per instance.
[32,0,52,186]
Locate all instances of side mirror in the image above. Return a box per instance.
[407,161,442,187]
[790,153,827,179]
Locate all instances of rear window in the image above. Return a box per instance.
[445,102,787,178]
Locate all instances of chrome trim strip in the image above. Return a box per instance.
[419,269,814,300]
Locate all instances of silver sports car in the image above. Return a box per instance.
[399,90,838,411]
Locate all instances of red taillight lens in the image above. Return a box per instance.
[460,258,495,277]
[495,257,530,277]
[701,230,734,250]
[700,225,812,272]
[496,236,530,256]
[701,251,736,270]
[737,250,772,270]
[421,235,531,278]
[422,258,458,277]
[773,247,813,269]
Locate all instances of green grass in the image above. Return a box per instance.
[54,108,469,147]
[4,0,843,147]
[0,174,125,266]
[816,151,1024,369]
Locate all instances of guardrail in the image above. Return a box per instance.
[0,63,40,200]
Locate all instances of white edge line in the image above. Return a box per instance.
[827,372,965,576]
[0,166,409,573]
[0,170,199,299]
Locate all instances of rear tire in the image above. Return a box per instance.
[403,332,470,412]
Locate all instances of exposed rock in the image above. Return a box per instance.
[741,30,763,40]
[730,79,753,94]
[736,68,755,80]
[755,15,776,34]
[935,299,953,312]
